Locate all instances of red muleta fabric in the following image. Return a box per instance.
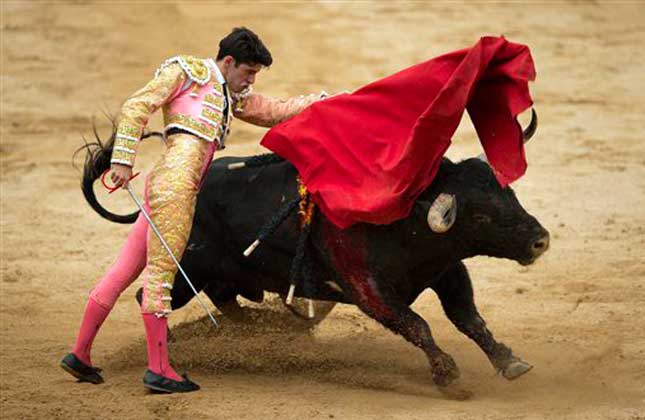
[261,36,536,229]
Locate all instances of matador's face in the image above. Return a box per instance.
[222,57,263,94]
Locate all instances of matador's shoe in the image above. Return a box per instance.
[60,353,104,384]
[143,370,200,393]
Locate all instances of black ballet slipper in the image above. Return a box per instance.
[142,369,200,393]
[60,353,104,384]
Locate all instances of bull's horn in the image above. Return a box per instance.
[522,108,538,143]
[427,193,457,233]
[476,108,538,162]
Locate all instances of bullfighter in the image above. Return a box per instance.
[61,26,327,393]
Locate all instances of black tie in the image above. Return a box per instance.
[221,82,230,119]
[220,82,230,141]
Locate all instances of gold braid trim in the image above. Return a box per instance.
[116,122,142,140]
[112,126,141,167]
[154,55,211,86]
[166,113,219,142]
[111,145,138,167]
[297,177,315,229]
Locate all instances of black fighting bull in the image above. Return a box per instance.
[81,112,549,389]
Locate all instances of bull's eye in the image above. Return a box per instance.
[474,214,492,224]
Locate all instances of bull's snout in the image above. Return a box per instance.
[518,228,550,266]
[530,230,550,259]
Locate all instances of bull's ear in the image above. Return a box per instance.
[426,193,457,233]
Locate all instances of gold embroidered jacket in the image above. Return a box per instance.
[111,56,326,168]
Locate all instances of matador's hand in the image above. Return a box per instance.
[110,163,133,189]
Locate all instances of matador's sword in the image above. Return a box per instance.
[124,184,218,327]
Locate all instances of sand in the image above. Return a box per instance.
[1,1,644,419]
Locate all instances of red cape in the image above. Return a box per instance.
[261,36,536,229]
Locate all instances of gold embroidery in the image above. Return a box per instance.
[231,86,252,113]
[203,93,224,111]
[232,91,324,128]
[141,134,211,314]
[155,55,211,86]
[111,147,137,167]
[116,122,142,140]
[210,83,223,97]
[115,137,138,151]
[200,107,223,125]
[235,99,244,113]
[120,64,185,136]
[113,63,186,168]
[189,83,200,97]
[112,133,141,167]
[166,114,217,141]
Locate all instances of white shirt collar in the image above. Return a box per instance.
[208,58,226,85]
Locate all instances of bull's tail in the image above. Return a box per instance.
[73,119,162,224]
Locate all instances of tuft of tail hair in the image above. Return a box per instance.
[73,118,162,224]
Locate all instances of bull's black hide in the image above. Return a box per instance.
[172,156,549,387]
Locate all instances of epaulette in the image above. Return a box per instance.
[154,55,211,86]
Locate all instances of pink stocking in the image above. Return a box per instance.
[71,184,151,367]
[89,209,149,309]
[142,313,182,381]
[71,297,110,366]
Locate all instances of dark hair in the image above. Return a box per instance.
[216,27,272,67]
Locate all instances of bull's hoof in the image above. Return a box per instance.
[438,383,474,401]
[216,299,251,323]
[431,353,460,387]
[280,296,336,325]
[500,358,533,380]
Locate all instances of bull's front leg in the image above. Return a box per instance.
[365,296,461,388]
[320,224,461,391]
[432,262,533,380]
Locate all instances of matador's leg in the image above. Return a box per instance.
[139,133,211,384]
[141,133,211,315]
[63,180,152,383]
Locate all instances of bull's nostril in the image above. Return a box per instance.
[531,234,550,255]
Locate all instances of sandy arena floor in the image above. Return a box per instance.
[1,1,644,419]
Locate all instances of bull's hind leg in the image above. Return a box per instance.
[432,262,533,380]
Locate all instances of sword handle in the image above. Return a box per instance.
[101,169,140,194]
